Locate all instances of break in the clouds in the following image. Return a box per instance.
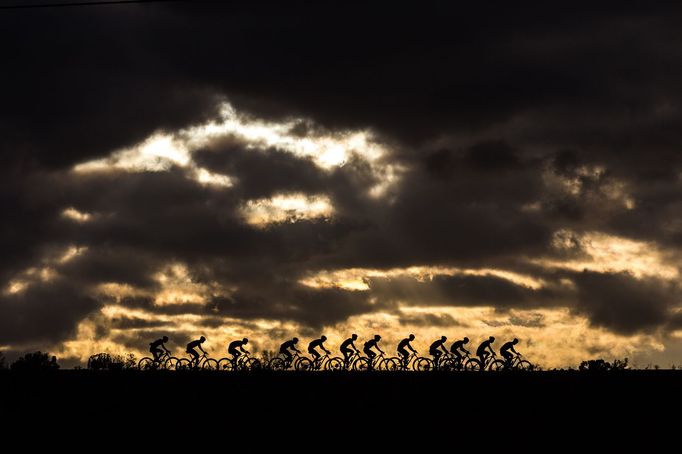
[2,2,682,367]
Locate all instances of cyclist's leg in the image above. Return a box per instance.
[398,348,409,368]
[478,352,488,368]
[365,350,376,369]
[188,349,199,367]
[151,348,161,362]
[229,349,240,367]
[432,350,441,368]
[281,349,292,367]
[502,352,513,368]
[309,349,321,368]
[342,348,352,367]
[452,350,462,368]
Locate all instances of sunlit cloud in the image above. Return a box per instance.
[299,265,545,291]
[541,230,678,279]
[240,193,334,226]
[71,101,401,198]
[62,207,92,223]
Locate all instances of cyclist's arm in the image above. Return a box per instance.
[163,344,171,353]
[199,346,207,354]
[378,347,385,355]
[511,346,518,354]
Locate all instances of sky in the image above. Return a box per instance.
[2,1,682,368]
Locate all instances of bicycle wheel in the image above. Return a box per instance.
[382,357,399,371]
[353,357,370,371]
[440,358,455,371]
[464,358,482,371]
[325,357,344,371]
[175,358,192,371]
[202,358,219,371]
[489,359,506,371]
[268,357,286,371]
[217,358,233,371]
[415,357,434,372]
[244,358,262,370]
[165,357,180,370]
[296,357,313,371]
[517,360,534,371]
[138,357,155,371]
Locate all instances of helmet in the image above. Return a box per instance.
[243,338,249,343]
[351,334,358,340]
[408,334,415,340]
[321,335,327,341]
[488,336,495,342]
[463,337,469,343]
[441,335,447,342]
[374,334,381,341]
[200,336,206,342]
[162,336,169,342]
[293,337,299,343]
[513,338,519,344]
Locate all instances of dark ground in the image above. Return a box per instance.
[1,370,678,444]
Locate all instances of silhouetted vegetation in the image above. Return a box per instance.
[579,357,628,372]
[10,351,59,371]
[0,352,6,370]
[87,353,138,370]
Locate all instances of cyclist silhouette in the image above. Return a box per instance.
[279,337,301,364]
[340,334,359,366]
[308,335,331,362]
[363,334,384,368]
[450,337,471,362]
[429,336,448,367]
[149,336,170,362]
[186,336,207,366]
[228,338,249,363]
[500,338,519,367]
[476,336,495,366]
[397,334,417,368]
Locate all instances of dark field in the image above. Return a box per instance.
[2,370,679,434]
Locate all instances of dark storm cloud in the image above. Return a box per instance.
[0,279,98,345]
[570,271,679,335]
[367,274,558,309]
[3,2,682,350]
[398,312,463,328]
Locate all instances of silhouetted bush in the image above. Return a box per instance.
[11,352,59,371]
[88,353,124,371]
[0,352,6,370]
[579,357,628,372]
[87,352,138,370]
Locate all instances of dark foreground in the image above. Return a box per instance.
[1,370,679,437]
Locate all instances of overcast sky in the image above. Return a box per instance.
[2,2,682,367]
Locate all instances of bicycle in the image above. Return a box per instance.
[440,352,472,371]
[463,352,505,371]
[388,351,428,371]
[268,351,305,371]
[138,351,179,370]
[352,352,393,371]
[412,351,451,371]
[217,352,262,371]
[175,351,218,371]
[500,353,534,371]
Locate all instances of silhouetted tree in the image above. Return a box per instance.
[122,353,137,370]
[11,352,59,371]
[88,353,123,371]
[579,358,628,372]
[0,352,6,370]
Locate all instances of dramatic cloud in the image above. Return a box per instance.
[2,2,682,367]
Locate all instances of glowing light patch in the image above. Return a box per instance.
[299,266,545,291]
[240,193,334,226]
[71,101,401,198]
[542,230,678,279]
[62,207,92,222]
